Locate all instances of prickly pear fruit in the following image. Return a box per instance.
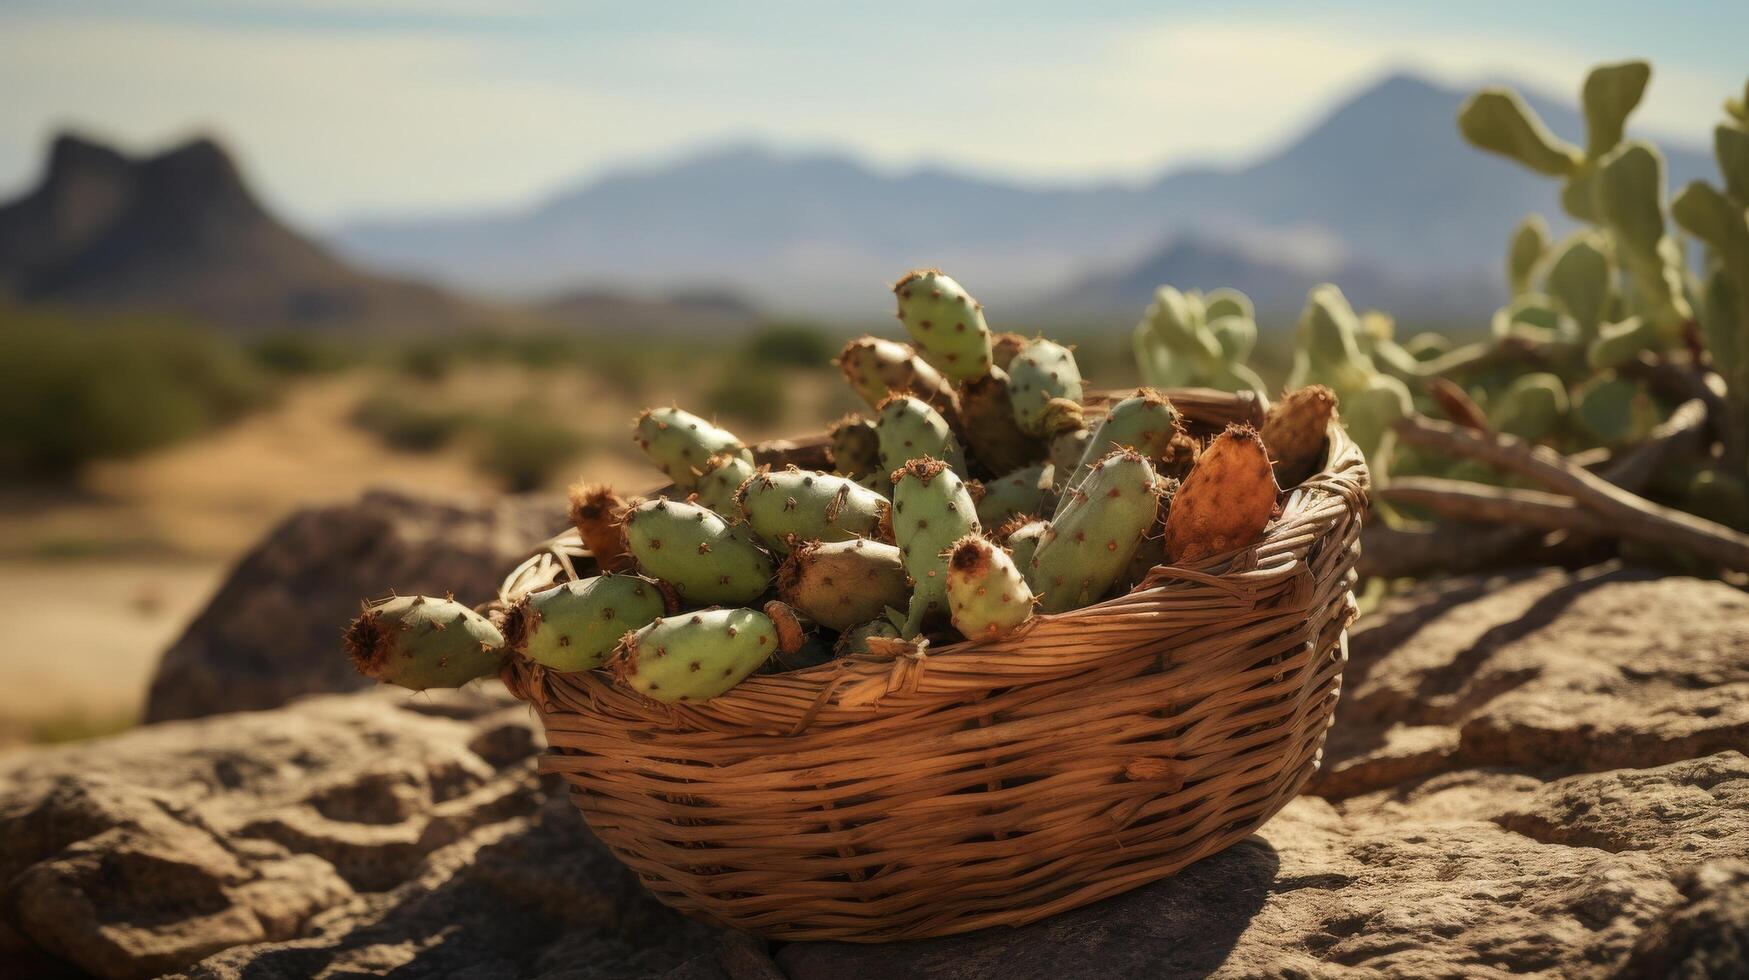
[567,483,632,572]
[891,457,981,637]
[958,368,1047,475]
[990,332,1028,371]
[1163,426,1279,565]
[1488,373,1569,443]
[345,595,504,691]
[696,452,757,517]
[776,538,910,632]
[608,603,804,703]
[946,535,1035,640]
[999,516,1049,574]
[735,466,889,553]
[1157,428,1201,481]
[1008,339,1084,436]
[1507,214,1550,296]
[1260,385,1336,487]
[876,394,967,476]
[634,407,752,493]
[622,498,773,606]
[502,573,675,672]
[836,336,962,431]
[1028,449,1160,614]
[975,464,1050,527]
[1058,389,1180,507]
[893,269,993,383]
[828,415,881,478]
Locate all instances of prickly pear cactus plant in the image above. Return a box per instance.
[1163,426,1279,565]
[1488,373,1570,443]
[1008,339,1085,436]
[634,407,752,493]
[1132,285,1268,397]
[607,603,804,703]
[890,457,980,637]
[1289,284,1412,468]
[893,269,994,382]
[696,452,757,518]
[958,367,1047,475]
[876,394,967,476]
[1028,448,1160,613]
[502,573,674,672]
[777,538,910,632]
[567,483,632,572]
[945,535,1035,640]
[975,463,1050,527]
[345,595,504,691]
[622,497,773,606]
[736,466,889,553]
[837,336,963,431]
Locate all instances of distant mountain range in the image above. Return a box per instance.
[333,72,1711,325]
[0,135,482,330]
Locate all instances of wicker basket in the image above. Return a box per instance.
[497,388,1368,942]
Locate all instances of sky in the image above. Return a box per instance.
[1,1,1743,226]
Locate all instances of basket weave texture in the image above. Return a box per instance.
[499,389,1369,942]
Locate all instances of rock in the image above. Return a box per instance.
[144,488,564,723]
[9,563,1746,977]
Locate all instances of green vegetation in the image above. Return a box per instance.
[469,409,588,492]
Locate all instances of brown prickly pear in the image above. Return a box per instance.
[958,367,1047,475]
[776,538,910,632]
[990,332,1028,371]
[1163,425,1279,564]
[567,482,632,572]
[1260,385,1337,487]
[836,336,963,432]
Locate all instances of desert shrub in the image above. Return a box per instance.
[351,393,471,452]
[248,332,353,376]
[470,410,587,492]
[705,362,790,427]
[740,322,836,369]
[0,310,272,476]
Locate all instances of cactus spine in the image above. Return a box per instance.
[608,603,804,703]
[1028,449,1160,613]
[1163,426,1279,565]
[622,498,773,605]
[634,407,752,493]
[345,595,504,691]
[999,516,1048,574]
[890,457,980,637]
[735,466,889,553]
[876,394,967,477]
[567,483,632,572]
[1008,339,1085,436]
[945,535,1035,640]
[776,538,910,632]
[502,573,674,672]
[893,269,994,382]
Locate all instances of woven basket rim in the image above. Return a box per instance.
[499,387,1368,732]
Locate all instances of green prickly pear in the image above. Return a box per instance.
[835,618,902,657]
[776,538,910,632]
[828,415,881,478]
[958,367,1047,475]
[999,516,1048,574]
[1008,339,1084,436]
[1595,141,1693,333]
[502,573,675,672]
[1057,389,1180,510]
[622,498,773,605]
[893,269,994,382]
[607,603,805,703]
[1341,374,1413,467]
[1202,287,1253,323]
[945,535,1035,640]
[1508,214,1551,296]
[1581,60,1650,159]
[836,336,962,432]
[1028,448,1160,614]
[1490,294,1570,344]
[1587,316,1662,370]
[696,452,757,517]
[735,465,889,553]
[1288,284,1375,396]
[890,457,981,637]
[634,407,752,493]
[876,394,967,476]
[975,464,1050,527]
[1488,373,1569,443]
[345,595,504,691]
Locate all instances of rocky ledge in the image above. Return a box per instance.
[2,563,1745,978]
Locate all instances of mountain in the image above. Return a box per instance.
[333,73,1711,323]
[0,134,482,330]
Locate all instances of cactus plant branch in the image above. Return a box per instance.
[1380,478,1616,535]
[1392,409,1749,571]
